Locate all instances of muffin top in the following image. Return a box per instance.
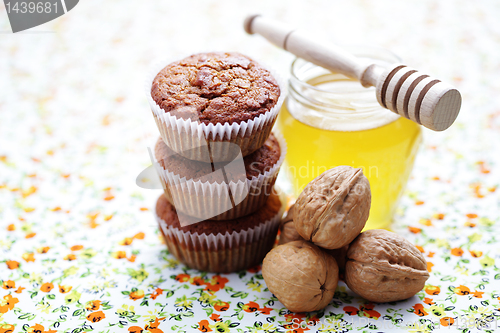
[151,52,280,125]
[154,133,281,182]
[156,191,282,235]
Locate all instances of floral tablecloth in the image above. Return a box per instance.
[1,0,499,332]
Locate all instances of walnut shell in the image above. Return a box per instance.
[345,229,430,303]
[262,240,339,312]
[278,204,304,245]
[326,245,349,273]
[294,166,371,249]
[279,211,348,272]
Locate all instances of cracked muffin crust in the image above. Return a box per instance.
[151,52,281,125]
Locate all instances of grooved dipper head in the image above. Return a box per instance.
[376,64,462,131]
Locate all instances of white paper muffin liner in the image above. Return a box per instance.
[145,53,286,162]
[156,197,284,273]
[152,132,287,221]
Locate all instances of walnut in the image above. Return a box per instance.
[345,229,430,303]
[278,207,348,272]
[326,245,349,273]
[262,240,339,312]
[294,166,371,249]
[278,204,304,245]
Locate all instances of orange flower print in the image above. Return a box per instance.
[64,254,77,261]
[112,251,127,259]
[129,290,145,300]
[198,319,212,332]
[70,245,84,251]
[360,303,381,319]
[37,246,50,254]
[424,285,441,295]
[129,318,164,333]
[464,221,476,228]
[119,237,134,246]
[6,260,19,270]
[209,313,221,322]
[419,219,432,226]
[213,301,229,312]
[26,323,57,333]
[25,232,36,238]
[0,295,19,313]
[144,317,164,332]
[415,245,424,253]
[472,290,484,298]
[204,276,228,292]
[469,250,483,258]
[259,306,272,315]
[433,213,445,220]
[86,300,101,311]
[59,285,72,293]
[423,297,435,305]
[343,306,359,316]
[15,287,25,294]
[86,310,106,323]
[127,255,137,262]
[175,274,190,283]
[133,232,145,240]
[451,248,464,256]
[191,277,205,286]
[427,262,434,272]
[413,304,428,316]
[2,280,15,290]
[6,224,15,231]
[283,313,307,330]
[408,227,421,234]
[440,317,455,327]
[40,282,54,292]
[343,304,380,318]
[242,301,260,313]
[150,288,163,300]
[0,323,15,333]
[22,252,35,262]
[454,285,470,296]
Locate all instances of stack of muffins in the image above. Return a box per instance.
[147,52,286,273]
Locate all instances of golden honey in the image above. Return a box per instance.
[277,50,422,230]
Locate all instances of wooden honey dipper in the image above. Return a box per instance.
[244,15,462,131]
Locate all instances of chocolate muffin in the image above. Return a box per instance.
[156,191,283,273]
[148,52,284,162]
[154,132,285,220]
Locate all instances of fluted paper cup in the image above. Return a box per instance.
[152,132,286,221]
[145,54,285,162]
[156,195,284,273]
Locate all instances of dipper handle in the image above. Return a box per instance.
[244,15,462,131]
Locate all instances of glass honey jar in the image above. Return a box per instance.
[276,46,422,230]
